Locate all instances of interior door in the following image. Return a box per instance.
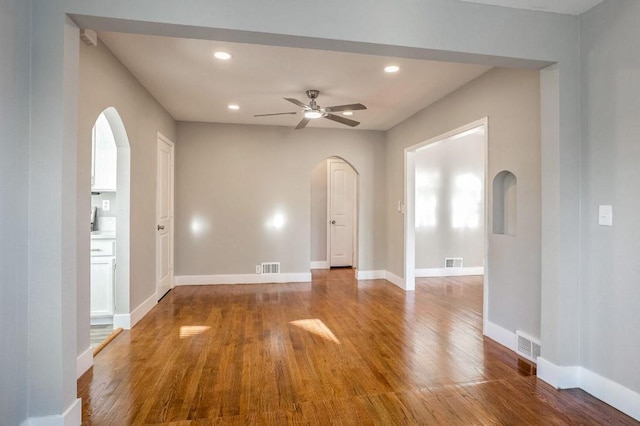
[329,159,356,267]
[156,134,174,300]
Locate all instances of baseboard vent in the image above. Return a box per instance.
[261,262,280,274]
[445,258,463,268]
[516,330,541,363]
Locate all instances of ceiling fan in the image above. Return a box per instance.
[254,89,367,129]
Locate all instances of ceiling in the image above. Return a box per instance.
[458,0,605,15]
[98,32,492,131]
[98,0,601,131]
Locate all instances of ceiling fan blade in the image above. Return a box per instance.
[284,97,308,108]
[324,113,360,127]
[324,103,367,113]
[295,117,311,130]
[254,112,297,117]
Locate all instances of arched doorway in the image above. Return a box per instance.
[89,107,131,348]
[310,156,359,270]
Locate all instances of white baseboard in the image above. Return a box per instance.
[113,292,157,330]
[310,261,329,269]
[175,272,312,286]
[22,398,82,426]
[415,266,484,277]
[355,270,386,280]
[537,358,640,421]
[76,346,93,379]
[483,320,516,352]
[384,270,406,289]
[355,270,406,290]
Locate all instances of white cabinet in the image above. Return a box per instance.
[90,238,115,317]
[91,113,117,191]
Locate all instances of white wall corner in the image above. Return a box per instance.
[384,270,406,290]
[76,346,93,379]
[23,398,82,426]
[484,320,517,352]
[310,261,329,270]
[536,357,581,389]
[175,273,312,286]
[355,270,385,280]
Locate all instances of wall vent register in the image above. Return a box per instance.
[516,330,541,364]
[445,258,463,268]
[261,262,281,274]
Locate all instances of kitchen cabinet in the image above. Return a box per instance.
[91,113,117,192]
[90,238,115,317]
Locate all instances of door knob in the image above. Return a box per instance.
[157,225,165,231]
[331,220,336,225]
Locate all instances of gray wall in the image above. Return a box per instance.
[387,67,541,337]
[580,0,640,394]
[0,0,30,423]
[310,160,328,262]
[77,39,176,357]
[175,123,386,275]
[415,131,485,269]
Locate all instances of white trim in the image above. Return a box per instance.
[384,270,406,290]
[310,261,329,269]
[175,272,312,285]
[355,270,386,280]
[22,398,82,426]
[536,357,580,389]
[484,320,516,352]
[537,358,640,422]
[76,346,93,379]
[580,367,640,421]
[113,292,157,330]
[415,266,484,277]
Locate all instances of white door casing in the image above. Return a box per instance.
[328,159,356,267]
[156,133,174,300]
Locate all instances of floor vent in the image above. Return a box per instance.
[261,262,280,274]
[445,258,463,268]
[516,331,541,363]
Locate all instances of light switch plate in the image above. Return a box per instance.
[598,205,612,226]
[102,200,110,211]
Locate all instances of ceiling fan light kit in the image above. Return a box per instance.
[255,89,367,129]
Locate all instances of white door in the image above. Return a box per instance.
[328,159,356,267]
[156,134,174,300]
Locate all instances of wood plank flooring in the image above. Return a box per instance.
[78,269,637,425]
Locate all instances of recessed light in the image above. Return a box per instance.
[384,65,400,73]
[342,111,354,116]
[228,104,240,110]
[214,51,232,60]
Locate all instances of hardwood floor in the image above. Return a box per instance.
[78,269,636,425]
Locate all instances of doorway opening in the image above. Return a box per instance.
[90,107,131,344]
[404,118,488,326]
[310,157,359,271]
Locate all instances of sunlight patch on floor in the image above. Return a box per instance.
[290,319,340,344]
[180,325,211,338]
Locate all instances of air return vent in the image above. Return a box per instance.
[261,262,280,274]
[445,258,463,268]
[516,331,541,364]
